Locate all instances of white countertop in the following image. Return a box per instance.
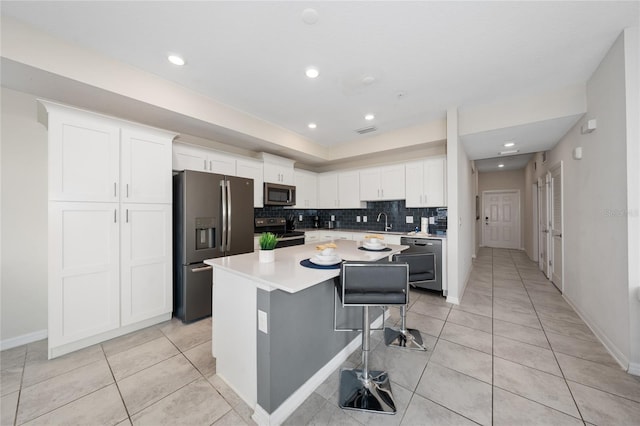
[205,240,408,294]
[295,228,447,240]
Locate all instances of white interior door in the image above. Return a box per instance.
[550,163,564,291]
[539,177,549,276]
[532,183,539,262]
[482,191,520,249]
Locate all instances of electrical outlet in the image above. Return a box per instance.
[258,310,268,334]
[298,215,303,222]
[363,216,367,223]
[330,215,335,221]
[356,216,361,222]
[406,216,414,224]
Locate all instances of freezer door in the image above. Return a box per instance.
[224,176,255,256]
[175,263,213,323]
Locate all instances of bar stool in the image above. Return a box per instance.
[383,253,428,351]
[335,261,409,414]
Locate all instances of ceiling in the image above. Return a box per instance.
[1,1,638,169]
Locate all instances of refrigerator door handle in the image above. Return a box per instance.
[221,180,227,252]
[226,180,232,251]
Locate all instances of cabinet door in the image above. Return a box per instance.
[121,127,173,204]
[424,157,446,207]
[338,171,363,208]
[236,158,264,208]
[359,168,381,201]
[292,170,317,208]
[208,152,236,176]
[380,165,405,200]
[48,112,120,202]
[48,202,120,348]
[263,162,295,185]
[317,173,338,208]
[120,204,172,326]
[405,161,425,207]
[172,143,209,172]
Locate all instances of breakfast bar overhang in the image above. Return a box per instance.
[204,240,408,425]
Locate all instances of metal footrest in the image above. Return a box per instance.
[338,369,396,414]
[384,327,427,351]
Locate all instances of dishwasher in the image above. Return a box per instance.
[399,237,445,295]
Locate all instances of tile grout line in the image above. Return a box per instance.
[101,343,133,425]
[11,347,27,426]
[491,248,495,426]
[513,254,586,424]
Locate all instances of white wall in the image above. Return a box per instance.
[525,30,636,369]
[1,88,49,346]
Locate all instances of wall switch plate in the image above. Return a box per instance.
[330,215,335,221]
[258,310,268,334]
[429,217,436,224]
[405,216,414,224]
[356,216,361,222]
[363,216,367,223]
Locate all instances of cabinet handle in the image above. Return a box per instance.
[114,182,117,197]
[126,209,129,223]
[209,160,212,171]
[204,159,207,170]
[114,209,117,223]
[381,189,384,197]
[126,184,129,198]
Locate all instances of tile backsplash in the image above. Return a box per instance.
[255,200,447,234]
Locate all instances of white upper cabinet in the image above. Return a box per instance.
[121,126,173,204]
[43,101,175,204]
[317,171,364,209]
[359,164,405,201]
[172,142,236,175]
[405,156,447,207]
[261,152,295,185]
[47,109,121,202]
[236,158,264,208]
[292,169,317,209]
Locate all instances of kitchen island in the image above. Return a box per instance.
[204,239,407,426]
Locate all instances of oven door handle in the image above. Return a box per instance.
[277,236,305,242]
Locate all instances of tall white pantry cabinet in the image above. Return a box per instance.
[39,101,177,359]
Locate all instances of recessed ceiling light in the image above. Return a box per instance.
[499,149,519,155]
[168,55,185,66]
[364,114,375,121]
[498,164,505,168]
[504,142,515,147]
[305,67,319,78]
[308,123,317,129]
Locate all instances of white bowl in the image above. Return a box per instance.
[366,238,382,246]
[321,247,336,256]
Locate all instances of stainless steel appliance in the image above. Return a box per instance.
[264,182,296,206]
[174,170,255,323]
[399,237,444,295]
[255,217,305,248]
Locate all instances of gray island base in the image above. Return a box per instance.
[205,240,407,425]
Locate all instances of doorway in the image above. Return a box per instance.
[549,162,564,292]
[482,190,521,249]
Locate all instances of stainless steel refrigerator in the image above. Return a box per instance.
[173,170,254,322]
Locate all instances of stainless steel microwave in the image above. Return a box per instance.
[264,182,296,206]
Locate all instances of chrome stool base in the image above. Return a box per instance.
[384,327,427,351]
[338,369,397,414]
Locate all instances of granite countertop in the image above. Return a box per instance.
[204,239,408,294]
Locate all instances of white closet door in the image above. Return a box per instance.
[121,127,173,204]
[550,164,564,290]
[48,112,120,202]
[49,202,120,348]
[120,204,172,326]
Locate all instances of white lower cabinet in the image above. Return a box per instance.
[48,202,121,348]
[120,204,172,326]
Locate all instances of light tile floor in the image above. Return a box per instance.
[1,248,639,425]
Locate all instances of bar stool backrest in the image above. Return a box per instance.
[338,261,408,307]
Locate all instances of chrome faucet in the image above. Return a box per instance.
[376,212,392,232]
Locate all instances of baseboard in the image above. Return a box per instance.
[628,362,640,376]
[251,314,384,426]
[0,329,48,351]
[562,295,629,371]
